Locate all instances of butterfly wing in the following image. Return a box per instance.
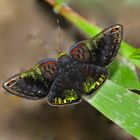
[47,63,108,105]
[69,41,91,63]
[77,64,108,95]
[2,58,57,100]
[69,24,123,66]
[47,70,82,106]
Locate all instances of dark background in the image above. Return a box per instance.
[0,0,139,139]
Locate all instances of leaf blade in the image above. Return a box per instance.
[84,80,140,139]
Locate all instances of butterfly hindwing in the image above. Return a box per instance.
[47,71,81,106]
[2,58,57,100]
[69,24,123,66]
[78,64,108,95]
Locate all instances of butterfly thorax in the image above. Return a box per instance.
[57,54,76,72]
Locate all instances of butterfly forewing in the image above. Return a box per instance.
[38,58,57,81]
[2,59,57,100]
[69,24,123,66]
[69,42,91,62]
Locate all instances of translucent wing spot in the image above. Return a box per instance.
[111,27,119,32]
[5,79,16,87]
[3,75,19,89]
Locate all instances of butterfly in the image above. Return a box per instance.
[2,24,123,106]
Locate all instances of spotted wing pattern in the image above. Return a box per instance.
[69,42,91,62]
[69,24,123,66]
[2,59,57,100]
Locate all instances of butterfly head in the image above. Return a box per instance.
[57,52,66,58]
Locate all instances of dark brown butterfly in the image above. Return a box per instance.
[2,24,123,106]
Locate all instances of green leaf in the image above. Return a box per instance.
[84,80,140,139]
[120,42,140,68]
[108,59,140,90]
[130,50,140,59]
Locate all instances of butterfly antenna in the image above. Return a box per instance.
[57,19,62,54]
